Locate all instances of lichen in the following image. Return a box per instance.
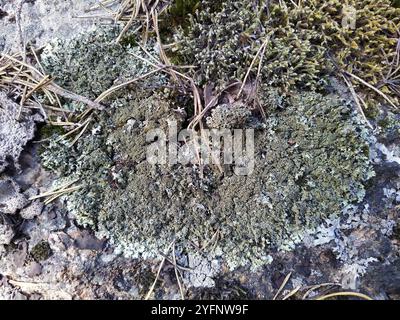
[206,102,252,129]
[41,87,374,269]
[41,26,166,100]
[37,19,377,270]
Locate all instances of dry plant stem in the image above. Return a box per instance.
[0,53,103,110]
[48,83,104,110]
[315,291,373,301]
[96,0,117,15]
[44,185,82,205]
[302,283,341,300]
[172,244,185,300]
[58,118,91,141]
[273,272,292,300]
[22,75,52,104]
[188,82,241,130]
[152,8,179,83]
[140,0,150,44]
[145,240,175,300]
[47,120,79,127]
[29,179,80,200]
[90,0,118,11]
[345,70,398,109]
[71,119,91,146]
[342,74,374,129]
[237,36,270,99]
[116,6,137,43]
[282,286,301,300]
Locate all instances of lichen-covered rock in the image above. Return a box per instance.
[0,92,41,173]
[0,179,29,214]
[19,200,43,220]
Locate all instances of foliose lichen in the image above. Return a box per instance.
[38,19,376,270]
[42,88,374,270]
[41,26,166,100]
[206,102,252,129]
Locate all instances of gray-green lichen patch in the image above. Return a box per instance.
[206,102,252,129]
[36,21,376,270]
[41,86,374,270]
[40,26,166,100]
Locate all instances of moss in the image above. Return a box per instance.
[31,241,52,262]
[168,0,200,27]
[174,0,258,88]
[363,103,380,120]
[176,0,400,104]
[378,118,391,129]
[392,0,400,8]
[265,0,400,100]
[38,124,65,140]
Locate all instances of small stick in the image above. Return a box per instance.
[145,241,175,300]
[342,74,374,129]
[237,36,270,99]
[172,244,185,300]
[345,70,398,109]
[315,291,373,301]
[273,272,292,300]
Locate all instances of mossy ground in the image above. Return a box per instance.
[37,2,392,270]
[39,27,374,267]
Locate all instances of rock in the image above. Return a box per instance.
[26,261,43,277]
[19,200,43,219]
[0,91,41,173]
[183,253,220,288]
[0,179,29,214]
[0,218,14,245]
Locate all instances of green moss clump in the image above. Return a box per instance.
[392,0,400,8]
[175,0,258,88]
[31,241,53,262]
[265,0,400,97]
[168,0,200,27]
[176,0,400,102]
